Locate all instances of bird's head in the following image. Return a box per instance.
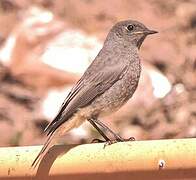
[107,20,158,49]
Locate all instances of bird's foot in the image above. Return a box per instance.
[91,135,135,148]
[91,138,106,143]
[122,136,136,141]
[114,135,136,142]
[103,136,136,148]
[103,139,118,148]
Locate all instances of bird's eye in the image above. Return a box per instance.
[126,24,134,31]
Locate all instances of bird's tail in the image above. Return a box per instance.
[31,132,56,168]
[31,116,80,168]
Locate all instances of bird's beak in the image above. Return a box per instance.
[132,30,158,35]
[145,29,158,35]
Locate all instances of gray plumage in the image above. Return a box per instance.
[32,20,157,168]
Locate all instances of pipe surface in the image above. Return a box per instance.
[0,138,196,180]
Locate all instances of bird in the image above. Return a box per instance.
[32,19,157,167]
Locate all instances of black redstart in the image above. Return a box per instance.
[32,20,157,167]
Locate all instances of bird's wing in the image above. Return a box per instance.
[45,63,128,136]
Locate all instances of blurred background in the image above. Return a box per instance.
[0,0,195,147]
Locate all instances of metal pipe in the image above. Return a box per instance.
[0,138,196,180]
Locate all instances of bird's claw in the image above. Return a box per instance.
[103,136,136,148]
[127,136,135,141]
[91,138,106,143]
[104,139,118,148]
[91,136,136,148]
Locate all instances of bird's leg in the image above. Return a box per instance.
[92,118,135,142]
[88,118,111,142]
[88,118,135,146]
[88,118,118,146]
[92,118,123,141]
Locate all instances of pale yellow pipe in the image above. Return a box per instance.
[0,138,196,180]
